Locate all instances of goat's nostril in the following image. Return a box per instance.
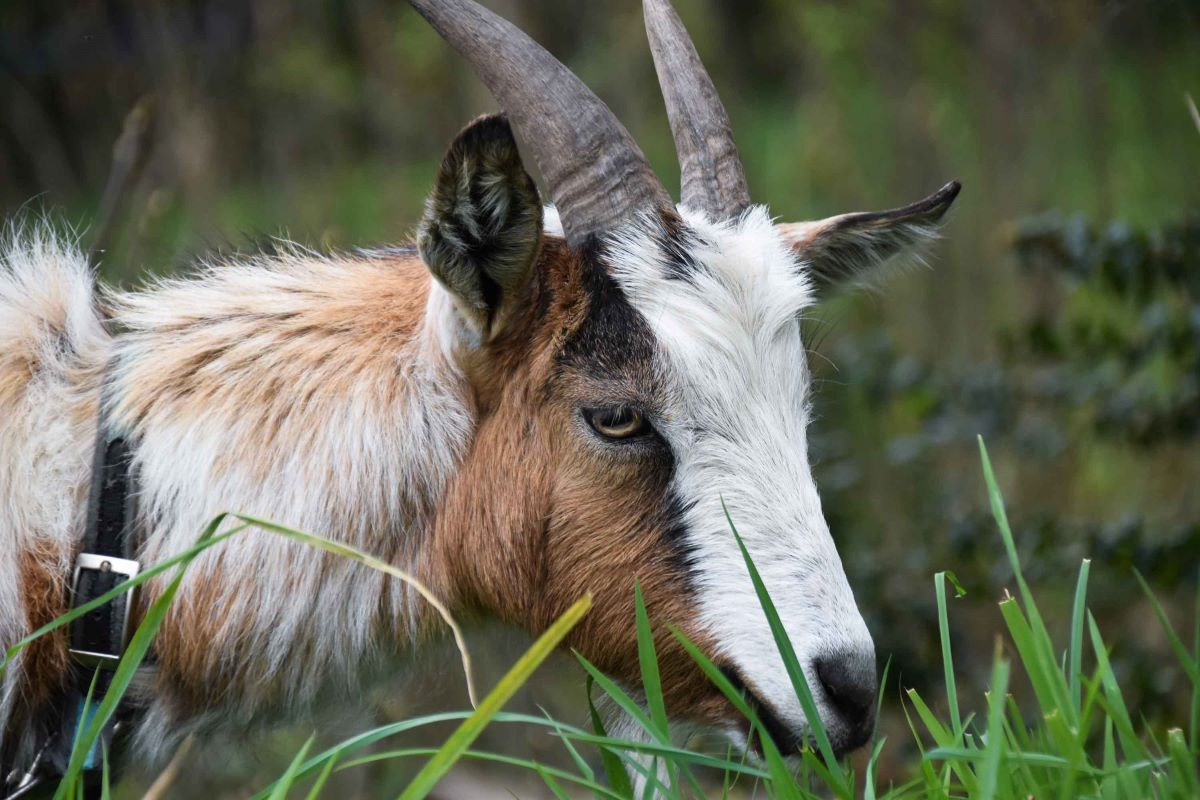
[814,651,877,728]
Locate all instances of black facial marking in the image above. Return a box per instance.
[661,489,701,592]
[551,243,702,592]
[653,209,706,282]
[559,240,657,378]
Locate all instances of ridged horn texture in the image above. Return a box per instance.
[410,0,672,249]
[644,0,750,219]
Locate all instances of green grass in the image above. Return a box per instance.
[6,438,1197,797]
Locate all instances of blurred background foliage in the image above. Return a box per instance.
[2,0,1198,795]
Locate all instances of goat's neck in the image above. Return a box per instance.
[103,251,476,724]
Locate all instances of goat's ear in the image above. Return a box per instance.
[418,114,543,334]
[778,181,960,299]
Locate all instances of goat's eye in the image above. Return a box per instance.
[583,406,651,440]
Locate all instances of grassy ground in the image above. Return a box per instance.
[6,438,1196,798]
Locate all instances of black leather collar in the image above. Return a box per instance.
[70,423,140,668]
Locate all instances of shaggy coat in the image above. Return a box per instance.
[1,10,959,776]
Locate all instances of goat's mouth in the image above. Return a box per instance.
[720,668,804,757]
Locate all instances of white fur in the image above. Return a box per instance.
[113,259,475,757]
[541,205,564,238]
[0,223,110,765]
[607,206,874,745]
[0,229,477,764]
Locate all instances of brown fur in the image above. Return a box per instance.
[16,539,71,724]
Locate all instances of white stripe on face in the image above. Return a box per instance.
[606,206,875,750]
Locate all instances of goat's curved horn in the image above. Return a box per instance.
[644,0,750,219]
[410,0,671,248]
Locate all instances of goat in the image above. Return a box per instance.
[0,0,959,787]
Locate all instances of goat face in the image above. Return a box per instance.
[419,114,958,756]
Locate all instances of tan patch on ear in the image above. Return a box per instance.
[776,219,835,253]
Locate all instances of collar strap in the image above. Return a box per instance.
[62,391,142,790]
[69,419,141,668]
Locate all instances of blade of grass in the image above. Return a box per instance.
[587,675,634,797]
[267,735,315,800]
[667,625,803,800]
[1132,570,1200,707]
[978,437,1075,725]
[556,732,772,778]
[906,689,953,747]
[998,717,1039,793]
[874,656,892,740]
[800,746,843,793]
[1076,665,1106,753]
[907,688,978,795]
[1087,613,1150,763]
[1069,559,1091,713]
[55,518,241,799]
[638,757,661,800]
[978,653,1011,800]
[253,711,592,799]
[397,595,591,800]
[99,744,110,800]
[633,582,670,740]
[1166,728,1198,797]
[253,711,471,798]
[1043,708,1087,797]
[234,514,478,707]
[575,654,662,742]
[632,581,679,796]
[341,748,626,800]
[999,597,1066,720]
[1,518,243,677]
[925,748,1072,770]
[935,572,962,743]
[863,736,886,800]
[1193,574,1199,753]
[537,767,572,800]
[900,692,949,800]
[68,669,102,778]
[721,499,849,798]
[541,706,595,788]
[1004,695,1030,751]
[1102,715,1116,772]
[302,752,340,800]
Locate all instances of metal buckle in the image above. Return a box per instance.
[68,553,140,669]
